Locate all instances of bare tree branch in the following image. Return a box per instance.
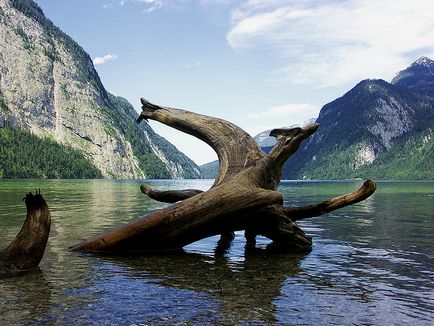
[284,180,376,221]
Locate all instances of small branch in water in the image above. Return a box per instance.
[0,191,51,276]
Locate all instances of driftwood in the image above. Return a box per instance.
[0,191,51,276]
[140,184,203,203]
[71,99,376,253]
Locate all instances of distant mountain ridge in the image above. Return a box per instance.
[392,56,434,92]
[200,57,433,180]
[0,0,200,179]
[253,118,317,148]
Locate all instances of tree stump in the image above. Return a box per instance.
[71,99,376,253]
[0,191,51,276]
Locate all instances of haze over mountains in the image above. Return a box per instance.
[0,0,200,179]
[201,57,433,180]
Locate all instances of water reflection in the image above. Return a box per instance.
[90,248,305,325]
[0,180,433,325]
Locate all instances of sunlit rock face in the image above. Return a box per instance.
[0,0,199,179]
[200,58,433,180]
[284,62,433,179]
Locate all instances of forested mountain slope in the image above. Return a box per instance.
[0,0,199,179]
[201,58,433,180]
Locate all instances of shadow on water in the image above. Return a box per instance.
[90,246,307,324]
[1,180,433,324]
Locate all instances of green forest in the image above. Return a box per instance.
[5,0,199,179]
[296,133,433,180]
[0,126,102,178]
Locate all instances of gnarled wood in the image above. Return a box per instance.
[71,180,286,252]
[71,99,376,254]
[138,98,263,186]
[0,191,51,276]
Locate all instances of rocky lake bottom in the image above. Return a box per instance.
[0,179,433,325]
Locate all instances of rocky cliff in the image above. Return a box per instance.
[284,72,433,180]
[200,57,433,180]
[0,0,200,179]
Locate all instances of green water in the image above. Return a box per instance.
[0,179,433,325]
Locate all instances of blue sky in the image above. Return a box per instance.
[34,0,434,164]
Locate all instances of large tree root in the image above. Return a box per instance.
[71,99,376,254]
[0,191,51,277]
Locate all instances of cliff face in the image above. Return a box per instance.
[200,57,433,180]
[0,0,199,179]
[285,75,433,180]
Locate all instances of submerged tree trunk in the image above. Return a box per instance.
[0,191,51,276]
[71,99,376,253]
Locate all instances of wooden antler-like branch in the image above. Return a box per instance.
[252,124,319,190]
[71,181,283,252]
[71,99,376,254]
[138,98,264,186]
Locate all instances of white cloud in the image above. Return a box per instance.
[184,62,203,69]
[119,0,174,13]
[141,0,163,13]
[249,103,318,119]
[227,0,434,87]
[93,54,118,65]
[243,103,319,136]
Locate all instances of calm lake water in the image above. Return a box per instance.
[0,179,433,325]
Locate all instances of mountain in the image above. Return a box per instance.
[200,57,433,180]
[283,75,433,180]
[0,0,200,179]
[253,118,317,148]
[199,160,219,179]
[391,56,434,92]
[0,126,103,178]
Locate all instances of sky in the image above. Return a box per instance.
[34,0,434,165]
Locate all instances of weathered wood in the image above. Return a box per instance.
[71,180,286,252]
[71,99,376,254]
[0,191,51,276]
[284,180,376,221]
[140,184,203,203]
[138,98,264,186]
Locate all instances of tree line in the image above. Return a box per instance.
[0,126,102,179]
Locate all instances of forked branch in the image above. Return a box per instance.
[138,98,263,186]
[71,99,376,254]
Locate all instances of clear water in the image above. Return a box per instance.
[0,179,433,325]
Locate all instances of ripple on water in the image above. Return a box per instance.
[1,179,433,325]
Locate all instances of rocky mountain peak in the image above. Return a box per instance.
[391,56,434,92]
[253,118,317,148]
[202,57,433,180]
[412,56,434,67]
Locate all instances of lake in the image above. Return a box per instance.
[0,179,433,325]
